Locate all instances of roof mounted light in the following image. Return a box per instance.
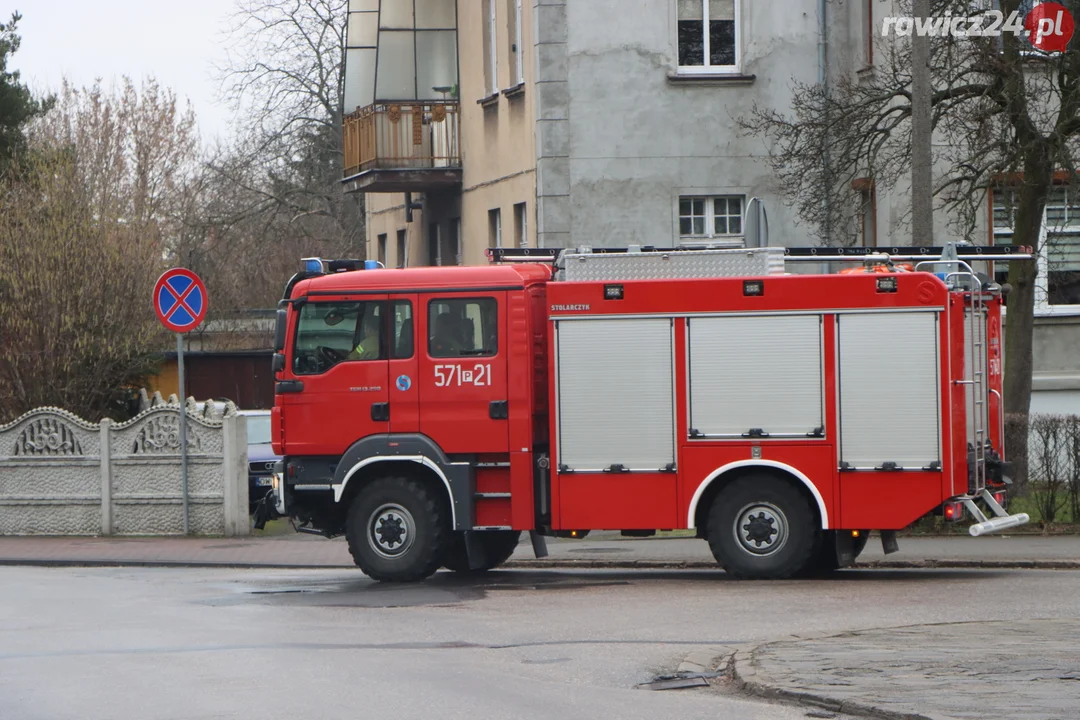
[302,257,325,274]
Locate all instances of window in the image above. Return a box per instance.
[377,233,387,266]
[245,414,272,445]
[993,187,1080,310]
[428,222,441,266]
[514,202,528,248]
[392,300,414,359]
[451,217,463,265]
[860,187,877,247]
[864,0,874,66]
[482,0,498,96]
[679,196,744,238]
[396,229,407,269]
[293,302,384,375]
[489,208,502,248]
[507,0,523,85]
[428,298,498,358]
[853,179,877,246]
[677,0,738,72]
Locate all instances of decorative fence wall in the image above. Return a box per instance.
[0,394,249,536]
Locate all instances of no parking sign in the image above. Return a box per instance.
[154,268,208,333]
[153,268,208,535]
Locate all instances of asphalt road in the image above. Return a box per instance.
[3,565,1079,720]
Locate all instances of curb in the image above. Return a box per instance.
[728,637,934,720]
[1,558,1079,571]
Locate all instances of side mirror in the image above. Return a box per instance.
[272,353,285,373]
[274,308,288,352]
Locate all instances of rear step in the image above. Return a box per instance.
[959,489,1030,536]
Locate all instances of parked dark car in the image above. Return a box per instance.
[240,410,280,513]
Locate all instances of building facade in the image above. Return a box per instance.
[339,0,1080,414]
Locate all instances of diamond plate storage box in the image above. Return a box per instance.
[555,247,786,282]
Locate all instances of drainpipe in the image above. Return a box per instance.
[818,0,831,246]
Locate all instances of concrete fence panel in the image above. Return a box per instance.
[0,396,249,537]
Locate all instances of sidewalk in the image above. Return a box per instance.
[0,531,1077,569]
[731,619,1080,720]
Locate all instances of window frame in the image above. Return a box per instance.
[482,0,499,96]
[514,201,528,248]
[864,0,874,67]
[489,207,502,249]
[676,0,741,75]
[678,195,746,240]
[396,228,407,269]
[391,299,415,360]
[377,233,388,266]
[427,297,500,359]
[292,301,387,376]
[509,0,524,86]
[992,186,1080,316]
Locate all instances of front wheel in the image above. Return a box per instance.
[345,476,448,582]
[706,475,818,579]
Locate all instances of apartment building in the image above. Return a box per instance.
[339,0,1080,414]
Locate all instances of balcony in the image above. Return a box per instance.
[342,101,462,193]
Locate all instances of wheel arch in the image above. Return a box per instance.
[688,460,829,533]
[337,457,456,527]
[332,434,473,531]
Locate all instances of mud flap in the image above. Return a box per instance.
[530,531,549,558]
[463,531,488,570]
[251,493,279,531]
[835,531,856,567]
[880,530,899,555]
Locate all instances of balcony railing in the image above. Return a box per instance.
[343,101,461,185]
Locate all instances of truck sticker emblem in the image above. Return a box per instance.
[396,375,412,391]
[551,304,591,312]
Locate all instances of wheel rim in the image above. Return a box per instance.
[368,503,416,559]
[733,502,789,557]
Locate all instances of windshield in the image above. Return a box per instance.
[246,415,272,445]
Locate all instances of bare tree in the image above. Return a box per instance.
[0,78,200,422]
[212,0,363,256]
[740,0,1080,481]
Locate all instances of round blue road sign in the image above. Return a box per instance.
[154,268,208,333]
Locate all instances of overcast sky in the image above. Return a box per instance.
[4,1,237,143]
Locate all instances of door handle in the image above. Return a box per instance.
[489,401,508,420]
[276,380,304,394]
[371,403,390,422]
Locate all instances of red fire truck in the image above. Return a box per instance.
[258,244,1032,581]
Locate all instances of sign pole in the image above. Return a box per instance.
[177,332,190,535]
[154,267,207,538]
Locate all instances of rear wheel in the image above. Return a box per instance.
[442,531,521,574]
[345,476,448,582]
[706,475,818,579]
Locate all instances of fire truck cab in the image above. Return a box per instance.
[261,245,1031,581]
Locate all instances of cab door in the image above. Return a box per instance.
[418,294,510,454]
[279,297,389,455]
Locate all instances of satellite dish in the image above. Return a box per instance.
[744,197,769,248]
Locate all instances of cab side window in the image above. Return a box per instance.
[392,301,414,359]
[293,302,384,375]
[428,298,498,358]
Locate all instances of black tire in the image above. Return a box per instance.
[706,475,818,579]
[442,531,521,574]
[345,476,448,582]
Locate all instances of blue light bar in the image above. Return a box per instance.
[302,257,325,274]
